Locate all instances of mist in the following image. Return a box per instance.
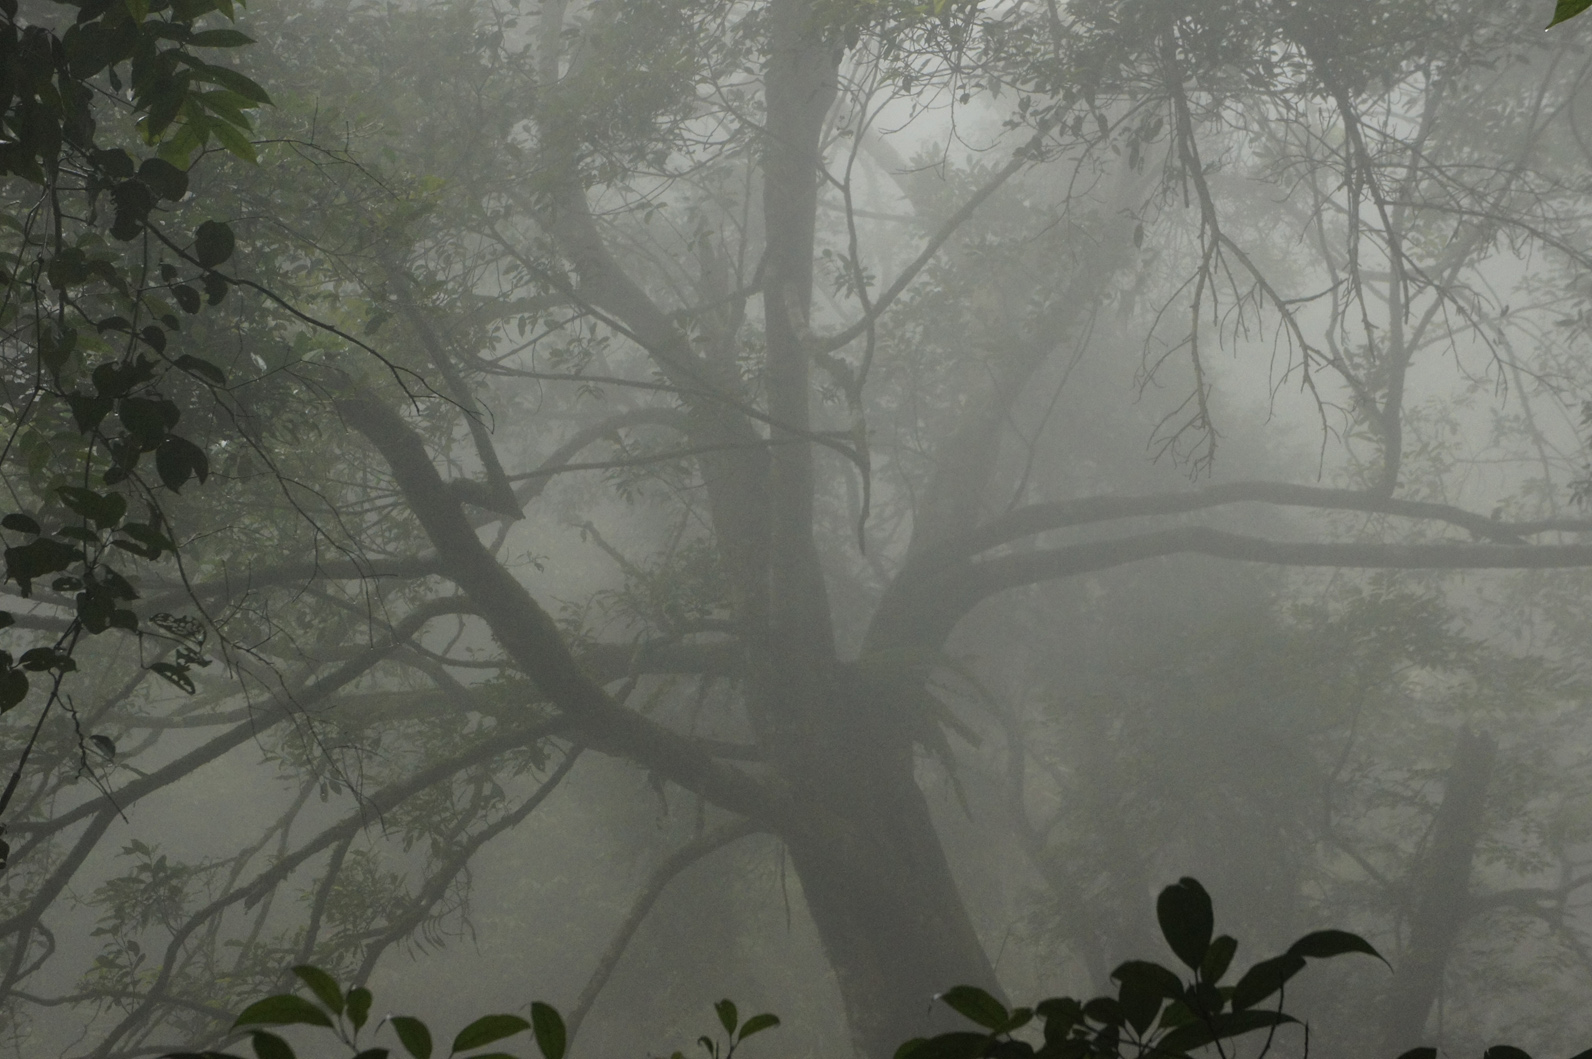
[4,1,1592,1058]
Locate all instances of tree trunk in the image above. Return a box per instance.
[1379,728,1496,1055]
[752,5,1002,1052]
[783,680,1000,1059]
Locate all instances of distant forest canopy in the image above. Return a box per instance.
[7,1,1592,1059]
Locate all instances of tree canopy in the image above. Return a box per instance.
[6,1,1592,1057]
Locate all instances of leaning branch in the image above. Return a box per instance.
[337,393,791,828]
[968,527,1592,603]
[933,480,1587,563]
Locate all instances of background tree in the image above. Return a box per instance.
[8,1,1592,1058]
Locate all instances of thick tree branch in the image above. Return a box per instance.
[873,524,1592,655]
[936,481,1573,564]
[337,392,790,827]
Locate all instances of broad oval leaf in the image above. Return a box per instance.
[1200,935,1238,984]
[0,669,28,714]
[249,1030,296,1059]
[1156,878,1214,971]
[291,961,343,1012]
[233,994,335,1030]
[194,220,235,269]
[1111,962,1181,1037]
[137,157,188,201]
[530,1001,566,1059]
[450,1013,530,1054]
[390,1015,432,1059]
[1229,953,1306,1012]
[156,435,209,492]
[737,1014,780,1042]
[894,1038,929,1059]
[175,354,227,386]
[938,985,1008,1031]
[1394,1049,1438,1059]
[892,1032,991,1059]
[715,999,738,1036]
[347,987,373,1031]
[1110,961,1184,1000]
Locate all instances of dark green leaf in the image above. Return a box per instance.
[1156,1010,1297,1055]
[939,986,1008,1031]
[174,284,203,313]
[347,987,372,1032]
[715,999,738,1036]
[58,486,128,528]
[1110,962,1181,1036]
[249,1031,296,1059]
[6,538,80,595]
[352,1051,389,1059]
[180,59,273,103]
[0,669,29,713]
[118,522,175,559]
[203,269,229,304]
[390,1016,432,1059]
[1394,1050,1437,1059]
[67,392,114,433]
[894,1038,929,1059]
[1229,953,1305,1012]
[290,966,343,1015]
[1081,997,1123,1027]
[175,354,226,385]
[156,435,209,492]
[530,1001,565,1059]
[1200,935,1237,984]
[892,1032,990,1059]
[450,1014,530,1054]
[233,995,335,1030]
[91,148,137,179]
[1549,0,1592,27]
[1285,930,1387,967]
[111,179,156,240]
[1156,878,1214,971]
[2,514,41,535]
[737,1014,779,1042]
[39,324,78,374]
[119,397,181,449]
[1110,961,1183,1000]
[137,157,188,200]
[194,220,235,268]
[90,734,116,759]
[1036,996,1082,1041]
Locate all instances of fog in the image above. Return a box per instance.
[5,1,1592,1058]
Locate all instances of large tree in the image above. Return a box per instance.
[7,0,1592,1056]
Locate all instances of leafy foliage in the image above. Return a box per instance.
[898,881,1580,1059]
[0,0,273,818]
[164,883,1584,1059]
[156,963,772,1059]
